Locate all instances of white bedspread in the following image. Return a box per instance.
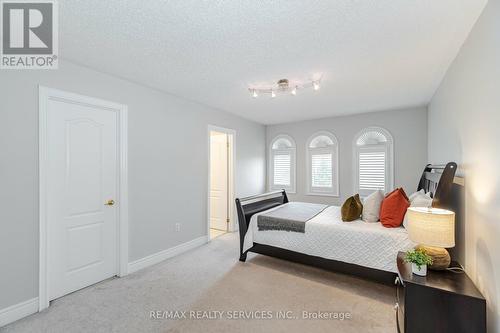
[243,204,415,273]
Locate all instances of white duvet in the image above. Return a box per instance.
[243,204,415,273]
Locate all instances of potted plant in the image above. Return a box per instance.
[404,248,433,276]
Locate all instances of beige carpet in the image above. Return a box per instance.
[1,233,396,333]
[167,251,396,333]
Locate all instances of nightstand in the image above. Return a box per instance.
[395,251,486,333]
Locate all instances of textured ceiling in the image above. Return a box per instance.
[59,0,487,124]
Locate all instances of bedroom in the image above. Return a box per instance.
[0,1,498,332]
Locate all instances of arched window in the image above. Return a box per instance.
[354,127,394,196]
[269,135,296,192]
[306,131,339,196]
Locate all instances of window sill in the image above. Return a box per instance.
[306,192,339,198]
[270,188,296,194]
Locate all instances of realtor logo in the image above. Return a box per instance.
[1,0,58,69]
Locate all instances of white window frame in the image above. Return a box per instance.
[269,134,296,193]
[306,131,339,197]
[353,127,394,197]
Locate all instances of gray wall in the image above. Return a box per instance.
[0,60,266,310]
[266,107,428,205]
[428,0,500,330]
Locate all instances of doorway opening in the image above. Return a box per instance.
[208,127,235,240]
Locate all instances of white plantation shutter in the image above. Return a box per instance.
[311,153,332,187]
[273,153,291,186]
[358,150,386,191]
[355,127,393,196]
[270,135,296,192]
[307,132,338,195]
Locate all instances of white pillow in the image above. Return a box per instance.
[408,189,425,202]
[402,192,433,228]
[362,190,384,222]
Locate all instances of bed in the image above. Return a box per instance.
[235,162,461,285]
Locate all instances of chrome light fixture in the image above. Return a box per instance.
[248,77,322,98]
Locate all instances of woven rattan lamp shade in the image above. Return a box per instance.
[407,207,455,248]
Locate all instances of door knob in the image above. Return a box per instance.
[105,199,115,206]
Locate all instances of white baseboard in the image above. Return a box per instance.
[0,237,208,327]
[0,297,38,328]
[0,237,207,326]
[128,235,208,274]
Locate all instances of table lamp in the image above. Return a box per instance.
[406,207,455,270]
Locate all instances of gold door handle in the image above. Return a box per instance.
[105,199,115,206]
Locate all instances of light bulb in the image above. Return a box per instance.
[252,89,258,98]
[291,86,297,95]
[271,90,276,98]
[313,81,320,91]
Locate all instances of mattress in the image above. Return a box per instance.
[243,203,415,273]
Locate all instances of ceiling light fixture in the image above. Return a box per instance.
[248,76,322,98]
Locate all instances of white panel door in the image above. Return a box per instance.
[210,132,228,231]
[47,97,118,301]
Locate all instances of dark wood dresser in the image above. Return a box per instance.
[395,251,486,333]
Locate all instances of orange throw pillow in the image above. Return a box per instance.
[380,188,410,228]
